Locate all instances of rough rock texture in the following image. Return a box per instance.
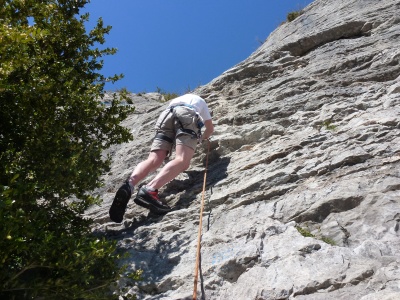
[86,0,400,299]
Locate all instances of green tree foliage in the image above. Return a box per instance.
[0,0,136,298]
[155,87,179,102]
[287,11,301,22]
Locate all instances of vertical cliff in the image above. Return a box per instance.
[87,0,400,299]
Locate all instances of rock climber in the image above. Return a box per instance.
[109,93,214,223]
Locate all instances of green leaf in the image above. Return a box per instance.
[0,1,135,299]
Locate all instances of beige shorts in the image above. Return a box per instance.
[150,106,200,153]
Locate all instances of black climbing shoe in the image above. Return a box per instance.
[109,181,132,223]
[134,186,171,215]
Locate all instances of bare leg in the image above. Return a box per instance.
[129,150,168,186]
[147,144,195,190]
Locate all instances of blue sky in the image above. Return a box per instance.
[84,0,314,94]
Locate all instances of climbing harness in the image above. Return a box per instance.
[154,104,204,145]
[172,104,203,140]
[154,132,173,144]
[192,139,211,300]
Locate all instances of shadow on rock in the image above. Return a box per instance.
[162,156,231,210]
[95,212,167,239]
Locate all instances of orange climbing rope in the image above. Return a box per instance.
[193,139,211,300]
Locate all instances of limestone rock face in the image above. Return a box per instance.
[87,0,400,299]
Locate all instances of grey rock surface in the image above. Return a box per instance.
[86,0,400,299]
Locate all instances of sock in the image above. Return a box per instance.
[128,180,135,191]
[146,185,156,192]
